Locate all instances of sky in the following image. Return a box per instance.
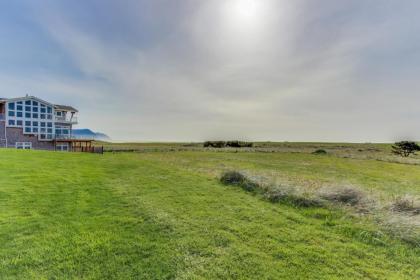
[1,0,420,142]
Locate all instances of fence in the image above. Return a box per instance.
[72,146,104,154]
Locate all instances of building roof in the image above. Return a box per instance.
[54,104,78,112]
[0,96,78,112]
[6,96,55,106]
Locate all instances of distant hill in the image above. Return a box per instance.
[72,129,110,141]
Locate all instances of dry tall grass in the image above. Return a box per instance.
[220,170,420,247]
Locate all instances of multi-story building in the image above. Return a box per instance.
[0,95,94,151]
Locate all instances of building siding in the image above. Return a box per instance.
[6,127,55,150]
[0,120,6,147]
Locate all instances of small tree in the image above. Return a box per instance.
[392,141,420,157]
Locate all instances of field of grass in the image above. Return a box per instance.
[97,141,420,164]
[1,147,419,279]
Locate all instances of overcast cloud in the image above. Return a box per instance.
[1,0,420,141]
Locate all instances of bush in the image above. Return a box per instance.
[204,141,253,148]
[320,187,364,206]
[392,141,420,157]
[312,149,327,155]
[220,171,258,192]
[226,141,253,148]
[220,171,245,185]
[204,141,226,148]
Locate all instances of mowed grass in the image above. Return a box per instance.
[0,149,419,279]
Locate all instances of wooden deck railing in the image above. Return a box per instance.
[72,146,104,154]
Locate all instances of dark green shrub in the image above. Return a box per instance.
[225,141,253,148]
[220,171,258,192]
[241,180,258,192]
[220,171,246,185]
[226,141,241,148]
[312,149,327,155]
[205,141,253,148]
[204,141,226,148]
[392,141,420,157]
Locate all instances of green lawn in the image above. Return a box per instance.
[0,149,419,279]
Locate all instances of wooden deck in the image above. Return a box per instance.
[54,139,103,153]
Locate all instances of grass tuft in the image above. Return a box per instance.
[264,186,324,207]
[320,186,364,206]
[221,171,323,208]
[390,196,420,214]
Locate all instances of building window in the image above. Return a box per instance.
[40,107,46,113]
[33,121,38,127]
[16,142,32,150]
[33,127,38,133]
[8,111,15,117]
[17,105,23,111]
[41,122,46,127]
[17,120,23,126]
[25,112,31,118]
[32,101,38,106]
[33,107,38,112]
[56,143,69,152]
[25,100,31,105]
[17,111,23,118]
[25,121,31,126]
[8,120,15,126]
[25,127,31,133]
[47,115,52,120]
[25,106,31,111]
[40,114,46,119]
[47,122,52,128]
[47,107,52,114]
[32,113,38,119]
[55,125,71,140]
[8,103,15,110]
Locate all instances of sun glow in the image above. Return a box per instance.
[192,0,281,56]
[224,0,268,30]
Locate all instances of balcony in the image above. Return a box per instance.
[55,116,78,124]
[55,135,94,141]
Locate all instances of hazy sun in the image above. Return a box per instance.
[224,0,268,30]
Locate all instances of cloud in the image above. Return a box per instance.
[1,0,420,141]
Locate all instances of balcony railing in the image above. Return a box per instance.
[55,135,95,140]
[55,116,78,124]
